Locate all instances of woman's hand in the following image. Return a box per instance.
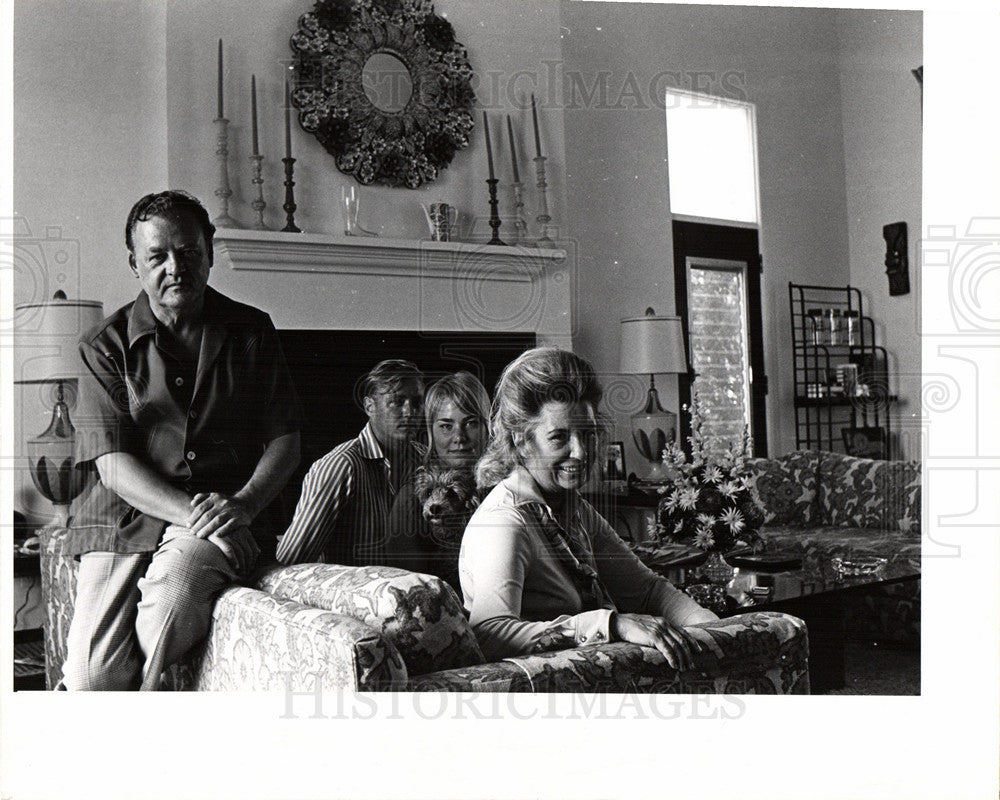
[610,612,704,671]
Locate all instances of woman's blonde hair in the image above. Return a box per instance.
[475,347,608,489]
[424,371,491,462]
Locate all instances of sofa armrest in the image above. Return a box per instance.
[256,563,484,675]
[409,611,809,694]
[193,586,408,691]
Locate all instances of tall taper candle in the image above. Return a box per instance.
[531,94,542,157]
[506,114,520,183]
[251,75,260,156]
[284,81,292,158]
[483,111,495,180]
[217,39,224,118]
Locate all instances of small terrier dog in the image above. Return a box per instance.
[412,465,480,546]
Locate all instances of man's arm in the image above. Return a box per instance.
[275,451,353,565]
[94,452,194,527]
[186,432,301,538]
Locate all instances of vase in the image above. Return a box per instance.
[701,551,735,586]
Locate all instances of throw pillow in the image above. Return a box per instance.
[745,451,820,526]
[815,452,921,531]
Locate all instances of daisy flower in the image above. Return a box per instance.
[678,487,700,510]
[694,528,716,549]
[703,465,723,484]
[719,480,739,499]
[720,507,745,535]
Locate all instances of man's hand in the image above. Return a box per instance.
[187,493,256,539]
[206,526,260,576]
[609,613,705,671]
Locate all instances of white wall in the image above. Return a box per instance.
[837,10,923,460]
[162,0,569,337]
[12,0,169,520]
[560,2,861,466]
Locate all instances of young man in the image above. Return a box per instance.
[277,360,425,567]
[65,190,301,690]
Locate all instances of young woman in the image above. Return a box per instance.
[384,371,490,594]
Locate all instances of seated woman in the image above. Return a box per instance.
[384,371,491,594]
[460,347,718,666]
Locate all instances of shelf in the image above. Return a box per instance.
[213,228,567,283]
[789,282,898,458]
[794,395,898,408]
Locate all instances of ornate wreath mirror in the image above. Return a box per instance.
[290,0,476,188]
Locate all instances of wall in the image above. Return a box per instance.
[560,2,855,467]
[161,0,569,332]
[837,10,923,460]
[12,0,169,520]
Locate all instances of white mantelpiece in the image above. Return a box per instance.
[214,228,567,283]
[209,228,574,347]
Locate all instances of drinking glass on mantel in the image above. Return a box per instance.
[341,185,379,237]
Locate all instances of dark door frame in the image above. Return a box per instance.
[672,220,768,457]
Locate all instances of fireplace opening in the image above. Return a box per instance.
[272,329,536,529]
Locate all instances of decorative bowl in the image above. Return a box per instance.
[831,556,888,576]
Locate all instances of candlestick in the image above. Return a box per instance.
[212,117,240,229]
[531,94,542,158]
[486,178,505,246]
[217,39,224,119]
[251,75,260,156]
[511,181,527,245]
[533,154,555,248]
[284,81,292,159]
[249,154,269,230]
[483,111,495,181]
[506,114,520,183]
[281,155,301,233]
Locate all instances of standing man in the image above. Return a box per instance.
[277,360,425,567]
[66,190,301,690]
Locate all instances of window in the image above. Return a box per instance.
[686,258,752,447]
[665,90,759,224]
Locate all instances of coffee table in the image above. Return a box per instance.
[632,543,921,693]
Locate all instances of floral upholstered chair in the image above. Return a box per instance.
[38,528,809,693]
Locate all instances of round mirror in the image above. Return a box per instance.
[362,52,412,113]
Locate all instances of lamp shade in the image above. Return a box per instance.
[14,293,104,384]
[619,310,688,375]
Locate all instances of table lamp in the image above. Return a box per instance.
[15,291,104,526]
[619,308,688,482]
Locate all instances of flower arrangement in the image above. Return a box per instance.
[655,392,765,553]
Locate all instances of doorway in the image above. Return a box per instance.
[672,220,768,456]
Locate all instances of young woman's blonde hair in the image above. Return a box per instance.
[475,347,609,490]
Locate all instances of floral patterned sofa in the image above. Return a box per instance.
[38,528,809,693]
[746,450,921,645]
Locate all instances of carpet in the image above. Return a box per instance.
[823,639,920,695]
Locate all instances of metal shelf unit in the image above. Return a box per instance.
[788,283,897,459]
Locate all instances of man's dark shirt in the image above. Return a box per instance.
[70,286,301,556]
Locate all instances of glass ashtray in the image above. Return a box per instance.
[831,556,887,576]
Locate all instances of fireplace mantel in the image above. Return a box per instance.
[214,228,567,283]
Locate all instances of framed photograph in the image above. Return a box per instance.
[605,441,626,481]
[842,426,887,459]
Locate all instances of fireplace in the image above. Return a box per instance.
[273,329,536,527]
